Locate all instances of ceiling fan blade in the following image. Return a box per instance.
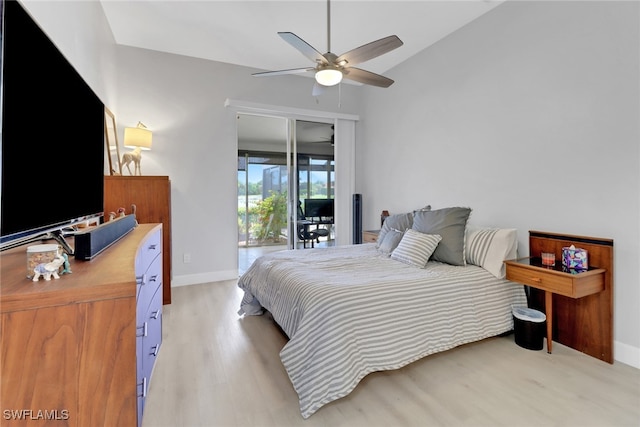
[342,67,395,88]
[278,32,329,65]
[252,67,314,77]
[336,35,403,67]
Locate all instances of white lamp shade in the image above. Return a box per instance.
[124,127,152,150]
[315,68,343,87]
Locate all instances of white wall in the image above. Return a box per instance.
[357,1,639,367]
[113,46,362,285]
[21,0,118,111]
[21,0,639,367]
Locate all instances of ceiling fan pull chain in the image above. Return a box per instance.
[326,0,331,53]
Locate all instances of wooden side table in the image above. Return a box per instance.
[362,230,380,243]
[504,257,605,354]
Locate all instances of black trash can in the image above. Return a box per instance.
[512,307,546,350]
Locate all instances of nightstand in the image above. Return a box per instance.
[362,230,380,243]
[504,257,605,354]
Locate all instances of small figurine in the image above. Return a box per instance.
[117,207,126,217]
[122,147,142,175]
[109,211,117,221]
[60,252,72,275]
[131,204,138,226]
[32,253,65,282]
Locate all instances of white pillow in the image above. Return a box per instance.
[465,227,518,278]
[391,229,442,268]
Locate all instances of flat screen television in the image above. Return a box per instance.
[304,198,334,219]
[0,0,105,252]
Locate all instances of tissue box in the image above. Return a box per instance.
[562,246,588,271]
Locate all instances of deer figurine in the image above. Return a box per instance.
[122,147,142,175]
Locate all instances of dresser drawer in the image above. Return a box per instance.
[505,262,604,298]
[137,254,162,312]
[136,282,162,426]
[135,229,162,277]
[136,332,144,419]
[143,285,163,382]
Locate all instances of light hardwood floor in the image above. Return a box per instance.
[142,280,640,427]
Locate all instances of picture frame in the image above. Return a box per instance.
[104,107,122,175]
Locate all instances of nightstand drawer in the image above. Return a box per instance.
[505,260,604,298]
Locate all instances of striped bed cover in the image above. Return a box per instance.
[238,244,527,418]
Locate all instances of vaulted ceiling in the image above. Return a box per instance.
[101,0,504,81]
[100,1,504,149]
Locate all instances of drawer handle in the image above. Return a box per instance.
[150,345,159,357]
[530,277,542,283]
[137,377,147,398]
[136,322,148,338]
[135,273,146,286]
[136,323,146,337]
[136,273,147,286]
[151,310,161,320]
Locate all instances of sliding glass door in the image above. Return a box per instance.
[237,114,291,249]
[237,114,335,253]
[237,151,290,247]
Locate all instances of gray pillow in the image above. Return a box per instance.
[377,228,404,255]
[413,204,432,214]
[377,212,414,248]
[412,207,472,266]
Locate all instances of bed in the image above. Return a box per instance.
[237,207,528,418]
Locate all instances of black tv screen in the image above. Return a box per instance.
[304,198,334,218]
[1,0,105,248]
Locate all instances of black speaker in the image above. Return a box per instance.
[353,194,362,244]
[74,215,137,260]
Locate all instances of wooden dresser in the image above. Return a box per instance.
[0,224,163,426]
[104,175,172,304]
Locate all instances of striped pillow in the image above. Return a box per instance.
[465,227,518,278]
[391,229,442,268]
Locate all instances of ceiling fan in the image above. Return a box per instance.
[252,0,403,95]
[298,121,334,145]
[315,124,335,146]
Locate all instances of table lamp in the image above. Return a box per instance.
[122,122,152,175]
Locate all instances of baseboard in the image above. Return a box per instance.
[614,340,640,369]
[172,270,238,287]
[74,215,137,260]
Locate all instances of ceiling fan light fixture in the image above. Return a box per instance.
[315,68,343,86]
